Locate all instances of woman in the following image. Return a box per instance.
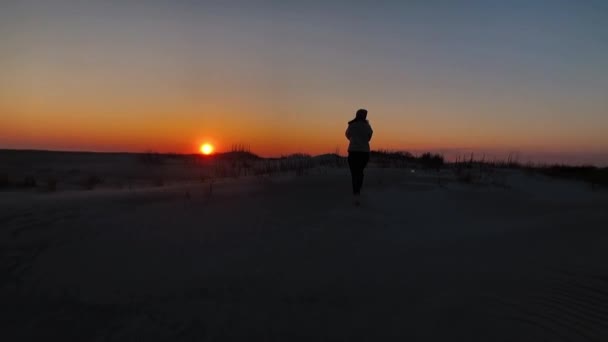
[345,108,373,205]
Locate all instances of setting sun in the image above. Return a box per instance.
[200,143,214,155]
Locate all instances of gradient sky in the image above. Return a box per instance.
[1,0,607,164]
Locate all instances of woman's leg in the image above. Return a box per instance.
[354,167,363,195]
[348,153,359,194]
[357,152,370,193]
[348,152,365,195]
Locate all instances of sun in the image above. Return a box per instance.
[200,143,214,155]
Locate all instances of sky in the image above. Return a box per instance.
[1,0,607,164]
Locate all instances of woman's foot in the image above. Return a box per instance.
[353,194,361,206]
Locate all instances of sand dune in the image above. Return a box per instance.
[1,167,608,341]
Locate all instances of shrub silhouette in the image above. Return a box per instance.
[538,165,608,188]
[82,175,103,190]
[18,176,37,188]
[419,153,444,170]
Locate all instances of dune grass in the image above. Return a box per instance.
[1,149,605,193]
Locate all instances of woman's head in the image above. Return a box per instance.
[355,108,368,121]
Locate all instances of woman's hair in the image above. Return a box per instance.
[356,109,368,119]
[349,108,368,124]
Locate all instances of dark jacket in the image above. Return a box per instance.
[345,119,373,152]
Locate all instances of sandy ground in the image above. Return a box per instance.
[1,167,608,341]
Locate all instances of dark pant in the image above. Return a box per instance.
[348,151,370,195]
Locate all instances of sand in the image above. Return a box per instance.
[1,165,608,341]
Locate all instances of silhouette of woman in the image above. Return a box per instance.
[345,109,373,205]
